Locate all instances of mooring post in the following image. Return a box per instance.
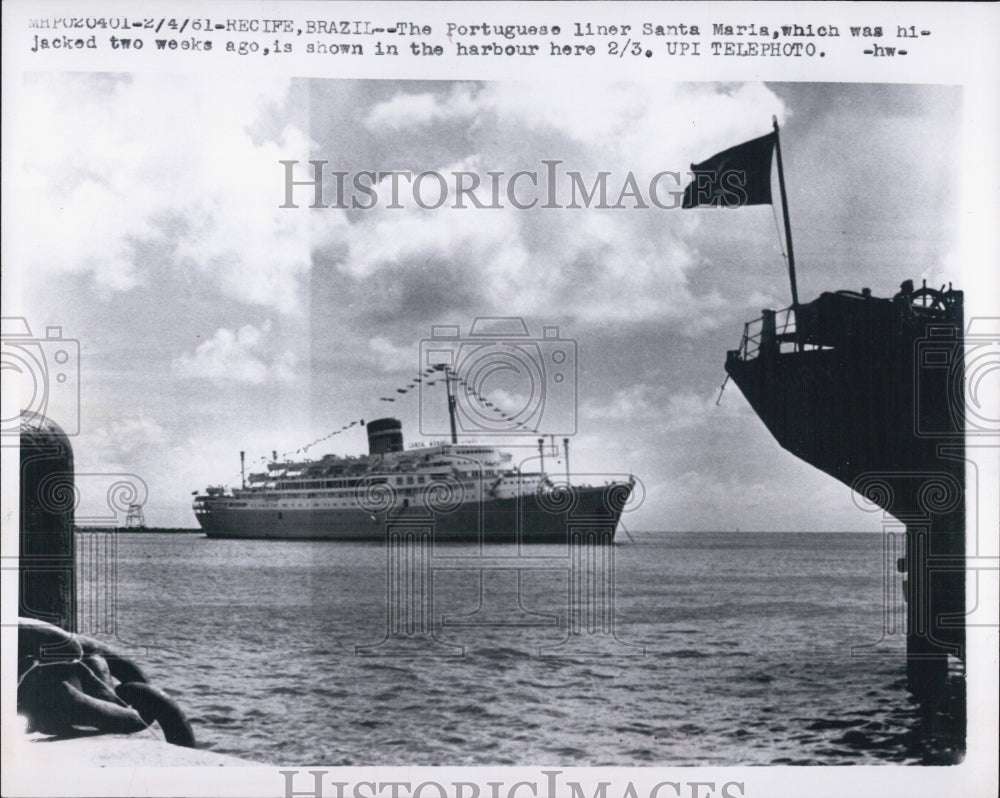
[19,414,76,632]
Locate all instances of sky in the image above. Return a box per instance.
[7,77,963,529]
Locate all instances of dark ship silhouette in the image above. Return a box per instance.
[724,280,965,701]
[684,121,966,757]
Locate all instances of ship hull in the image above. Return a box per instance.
[196,485,627,544]
[724,283,965,697]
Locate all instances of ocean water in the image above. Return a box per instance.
[76,531,964,766]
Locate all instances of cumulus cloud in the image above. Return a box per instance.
[172,321,296,384]
[11,74,340,314]
[364,85,480,131]
[366,82,786,168]
[76,414,167,463]
[336,82,788,327]
[332,186,724,324]
[368,336,416,372]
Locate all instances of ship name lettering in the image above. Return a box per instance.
[643,23,700,36]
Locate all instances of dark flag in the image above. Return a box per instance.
[682,132,777,209]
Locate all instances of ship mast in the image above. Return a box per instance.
[772,117,800,314]
[444,365,458,444]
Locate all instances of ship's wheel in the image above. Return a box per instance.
[910,285,949,311]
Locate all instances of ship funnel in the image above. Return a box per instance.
[367,418,403,455]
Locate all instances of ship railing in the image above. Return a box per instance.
[734,305,836,361]
[734,306,796,361]
[736,319,763,361]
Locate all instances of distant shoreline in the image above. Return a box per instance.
[74,527,203,535]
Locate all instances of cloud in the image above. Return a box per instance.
[662,389,752,430]
[582,385,751,428]
[366,82,786,167]
[365,85,480,131]
[11,74,340,314]
[368,336,416,372]
[330,186,727,325]
[76,414,168,464]
[11,77,956,532]
[483,388,531,414]
[333,82,789,328]
[583,384,657,420]
[172,321,296,384]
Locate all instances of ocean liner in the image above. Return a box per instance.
[193,373,634,542]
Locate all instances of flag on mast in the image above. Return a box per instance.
[681,132,777,209]
[683,120,800,315]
